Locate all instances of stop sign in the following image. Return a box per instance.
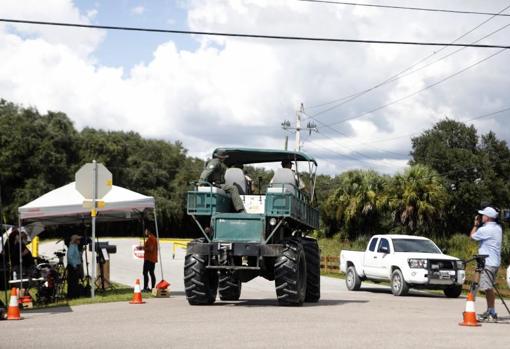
[75,162,113,199]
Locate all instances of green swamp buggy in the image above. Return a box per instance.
[185,148,320,306]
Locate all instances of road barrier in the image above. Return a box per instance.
[129,278,145,304]
[321,256,340,273]
[165,239,191,259]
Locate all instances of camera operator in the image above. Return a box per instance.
[470,207,502,322]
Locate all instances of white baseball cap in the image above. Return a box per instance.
[478,207,498,219]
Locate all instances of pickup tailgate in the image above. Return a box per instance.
[340,250,365,276]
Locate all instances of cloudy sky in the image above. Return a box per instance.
[0,0,509,175]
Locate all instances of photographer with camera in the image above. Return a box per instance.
[470,207,502,322]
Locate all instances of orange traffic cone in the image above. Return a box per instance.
[459,292,480,327]
[129,279,145,304]
[7,288,21,320]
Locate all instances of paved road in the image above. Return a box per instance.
[2,239,509,348]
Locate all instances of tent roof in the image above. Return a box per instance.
[18,182,155,225]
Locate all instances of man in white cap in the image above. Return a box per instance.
[470,206,502,322]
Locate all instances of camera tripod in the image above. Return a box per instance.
[464,255,510,317]
[53,251,68,302]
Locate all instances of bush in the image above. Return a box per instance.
[502,229,510,267]
[443,234,478,261]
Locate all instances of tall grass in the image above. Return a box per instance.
[317,234,369,257]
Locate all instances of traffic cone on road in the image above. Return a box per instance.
[459,292,480,327]
[129,279,145,304]
[7,288,21,320]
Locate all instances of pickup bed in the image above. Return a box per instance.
[340,235,466,297]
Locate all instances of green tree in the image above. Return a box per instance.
[323,170,387,240]
[410,119,489,234]
[386,164,448,237]
[478,131,510,209]
[0,100,79,221]
[410,119,510,234]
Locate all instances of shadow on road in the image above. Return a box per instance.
[359,287,444,298]
[213,298,369,307]
[24,304,73,315]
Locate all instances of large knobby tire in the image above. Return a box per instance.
[443,284,462,298]
[302,237,321,302]
[275,239,307,306]
[184,249,218,305]
[219,272,242,301]
[391,269,409,296]
[346,266,362,291]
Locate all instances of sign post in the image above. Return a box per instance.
[75,161,112,298]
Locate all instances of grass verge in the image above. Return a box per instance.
[1,282,153,309]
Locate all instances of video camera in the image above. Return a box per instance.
[503,209,510,223]
[87,241,117,254]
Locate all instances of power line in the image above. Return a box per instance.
[326,48,508,127]
[301,105,510,173]
[306,3,510,113]
[297,0,510,17]
[305,139,399,171]
[1,18,510,49]
[364,107,510,147]
[303,111,407,158]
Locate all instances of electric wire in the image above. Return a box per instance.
[326,48,508,128]
[325,106,510,148]
[297,0,510,17]
[303,111,408,158]
[1,18,510,48]
[306,2,510,112]
[301,105,510,173]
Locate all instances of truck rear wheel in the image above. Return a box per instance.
[443,285,462,298]
[275,239,307,306]
[219,272,242,301]
[346,266,361,291]
[391,269,409,296]
[184,241,218,305]
[302,237,321,302]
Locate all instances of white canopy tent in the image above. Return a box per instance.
[19,182,156,225]
[15,182,164,288]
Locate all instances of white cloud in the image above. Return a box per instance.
[0,0,509,175]
[87,9,98,20]
[131,5,145,16]
[0,0,105,57]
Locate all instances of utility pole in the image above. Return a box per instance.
[295,104,302,151]
[281,103,317,151]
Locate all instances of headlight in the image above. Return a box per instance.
[456,260,465,270]
[408,258,428,269]
[269,218,277,226]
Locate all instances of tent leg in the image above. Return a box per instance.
[18,216,22,290]
[153,207,164,281]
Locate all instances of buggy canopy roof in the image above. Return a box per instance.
[18,182,155,225]
[213,147,317,166]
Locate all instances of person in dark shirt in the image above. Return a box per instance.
[199,150,245,212]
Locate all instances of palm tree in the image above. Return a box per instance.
[323,170,387,240]
[386,164,447,236]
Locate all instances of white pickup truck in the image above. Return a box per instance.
[340,235,466,297]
